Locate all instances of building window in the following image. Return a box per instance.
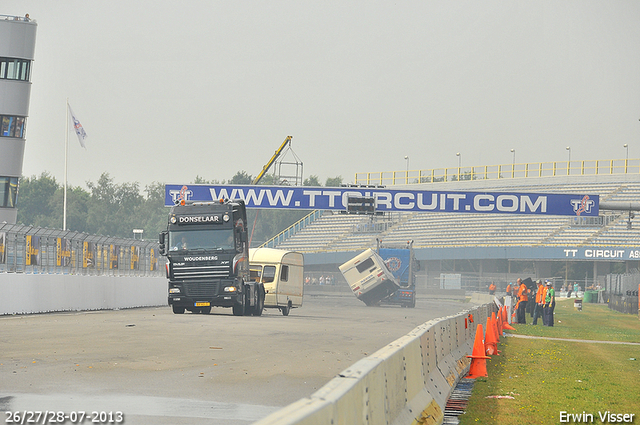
[0,177,19,208]
[0,116,26,138]
[0,58,31,81]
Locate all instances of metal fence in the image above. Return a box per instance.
[607,294,639,315]
[604,272,640,314]
[355,158,640,186]
[0,223,163,276]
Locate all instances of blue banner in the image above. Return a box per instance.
[165,184,599,216]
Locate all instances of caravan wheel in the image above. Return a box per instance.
[281,301,291,316]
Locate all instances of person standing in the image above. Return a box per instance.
[489,282,496,295]
[532,280,545,325]
[541,282,550,325]
[544,281,556,326]
[516,278,529,324]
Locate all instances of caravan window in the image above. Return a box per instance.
[356,257,375,273]
[262,265,276,283]
[250,268,261,282]
[280,265,289,282]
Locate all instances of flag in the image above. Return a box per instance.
[68,104,88,148]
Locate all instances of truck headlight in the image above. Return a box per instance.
[169,288,181,294]
[223,286,237,292]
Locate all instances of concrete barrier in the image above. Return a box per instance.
[255,303,497,425]
[0,274,166,315]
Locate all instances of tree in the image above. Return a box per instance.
[16,169,319,243]
[229,171,252,184]
[303,175,321,186]
[47,185,91,233]
[16,172,60,227]
[325,176,343,187]
[193,175,221,184]
[257,173,277,185]
[138,181,169,239]
[86,173,143,237]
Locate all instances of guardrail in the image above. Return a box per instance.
[255,301,497,425]
[356,158,640,186]
[0,223,162,276]
[1,14,33,22]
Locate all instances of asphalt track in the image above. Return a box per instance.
[1,292,469,424]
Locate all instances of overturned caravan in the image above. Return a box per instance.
[339,248,400,306]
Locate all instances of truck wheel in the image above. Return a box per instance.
[409,297,416,308]
[252,287,264,316]
[233,287,247,316]
[172,305,185,314]
[232,300,245,316]
[281,301,291,316]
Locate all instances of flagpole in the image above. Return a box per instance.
[63,98,68,231]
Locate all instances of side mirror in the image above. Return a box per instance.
[158,231,168,256]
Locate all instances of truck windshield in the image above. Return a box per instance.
[169,229,235,251]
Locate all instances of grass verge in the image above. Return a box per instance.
[460,299,640,424]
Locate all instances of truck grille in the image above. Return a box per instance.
[184,281,220,297]
[172,264,230,280]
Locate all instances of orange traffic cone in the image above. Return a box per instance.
[502,306,516,331]
[466,323,491,378]
[492,313,502,354]
[484,317,499,356]
[492,311,501,341]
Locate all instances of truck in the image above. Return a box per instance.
[158,199,265,316]
[249,247,304,316]
[338,248,400,306]
[378,241,416,308]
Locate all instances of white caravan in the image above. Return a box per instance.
[249,248,304,316]
[338,248,400,306]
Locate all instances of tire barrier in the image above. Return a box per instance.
[255,302,497,425]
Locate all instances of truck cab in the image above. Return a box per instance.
[159,199,264,316]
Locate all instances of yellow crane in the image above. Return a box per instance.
[251,136,292,185]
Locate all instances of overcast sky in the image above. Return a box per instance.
[6,1,640,189]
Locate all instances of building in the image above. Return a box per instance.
[0,14,37,224]
[263,168,640,291]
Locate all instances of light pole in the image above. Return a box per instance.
[404,155,409,184]
[566,146,571,175]
[624,144,628,173]
[456,152,461,168]
[510,148,516,178]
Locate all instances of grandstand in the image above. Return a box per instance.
[265,169,640,292]
[273,178,640,252]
